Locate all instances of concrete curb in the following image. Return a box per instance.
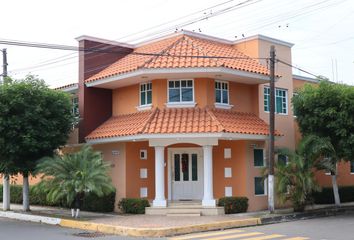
[260,206,354,225]
[1,206,353,237]
[60,218,261,237]
[0,211,61,225]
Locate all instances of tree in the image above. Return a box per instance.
[0,75,74,211]
[293,80,354,207]
[271,136,334,211]
[36,145,114,218]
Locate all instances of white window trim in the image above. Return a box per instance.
[255,177,268,196]
[136,104,152,111]
[264,86,288,115]
[214,103,234,109]
[165,102,196,108]
[167,79,195,105]
[215,80,231,106]
[253,148,266,168]
[138,82,152,109]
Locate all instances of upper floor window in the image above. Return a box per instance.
[140,82,152,106]
[71,96,79,117]
[168,80,194,103]
[264,87,288,114]
[254,149,265,167]
[215,81,229,104]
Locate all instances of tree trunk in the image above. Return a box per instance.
[22,173,30,211]
[331,174,341,207]
[2,174,10,211]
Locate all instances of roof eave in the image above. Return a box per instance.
[85,67,270,89]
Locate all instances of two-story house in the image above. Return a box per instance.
[60,30,353,214]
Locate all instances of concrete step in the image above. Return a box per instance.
[166,213,201,217]
[166,208,202,214]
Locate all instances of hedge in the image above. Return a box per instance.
[218,197,249,214]
[0,184,115,212]
[118,198,150,214]
[312,186,354,204]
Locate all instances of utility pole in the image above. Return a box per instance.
[268,45,276,213]
[1,48,8,84]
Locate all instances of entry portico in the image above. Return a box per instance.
[149,137,218,207]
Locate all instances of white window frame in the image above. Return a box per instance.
[214,80,233,109]
[166,79,196,108]
[264,86,288,115]
[253,148,266,168]
[255,177,267,196]
[137,82,152,111]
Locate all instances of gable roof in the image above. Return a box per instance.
[85,107,281,141]
[85,34,270,84]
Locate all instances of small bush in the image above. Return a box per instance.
[82,192,116,212]
[218,197,249,214]
[312,186,354,204]
[0,184,116,212]
[118,198,150,214]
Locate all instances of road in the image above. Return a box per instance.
[0,214,353,240]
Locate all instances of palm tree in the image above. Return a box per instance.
[36,145,114,218]
[268,135,335,212]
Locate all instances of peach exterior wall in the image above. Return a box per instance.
[111,78,259,115]
[111,140,269,212]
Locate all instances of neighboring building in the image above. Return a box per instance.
[57,30,352,214]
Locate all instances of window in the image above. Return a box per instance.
[192,154,198,181]
[140,83,152,106]
[351,161,354,174]
[254,149,264,167]
[71,96,79,117]
[278,154,288,166]
[255,177,266,195]
[168,80,194,103]
[264,87,288,114]
[140,150,147,160]
[215,81,229,104]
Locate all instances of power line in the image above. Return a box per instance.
[8,0,256,74]
[277,59,320,78]
[0,38,269,59]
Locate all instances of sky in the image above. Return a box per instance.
[1,0,353,87]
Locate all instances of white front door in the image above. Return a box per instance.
[170,149,203,200]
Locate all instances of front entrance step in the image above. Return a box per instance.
[166,213,201,217]
[145,205,225,216]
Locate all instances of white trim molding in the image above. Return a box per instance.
[136,104,152,111]
[86,132,271,145]
[214,103,234,109]
[85,67,270,88]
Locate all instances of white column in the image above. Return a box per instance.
[153,146,167,207]
[3,174,10,211]
[202,145,216,207]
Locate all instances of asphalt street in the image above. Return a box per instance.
[0,214,353,240]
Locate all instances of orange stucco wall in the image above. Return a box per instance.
[315,161,354,187]
[235,38,296,151]
[111,77,259,115]
[112,84,139,115]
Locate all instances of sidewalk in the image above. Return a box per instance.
[1,202,353,237]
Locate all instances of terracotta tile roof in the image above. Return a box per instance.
[85,108,281,140]
[54,83,78,91]
[85,34,269,83]
[85,110,154,140]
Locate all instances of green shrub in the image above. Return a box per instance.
[82,192,116,212]
[0,184,116,212]
[118,198,150,214]
[313,186,354,204]
[218,197,249,214]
